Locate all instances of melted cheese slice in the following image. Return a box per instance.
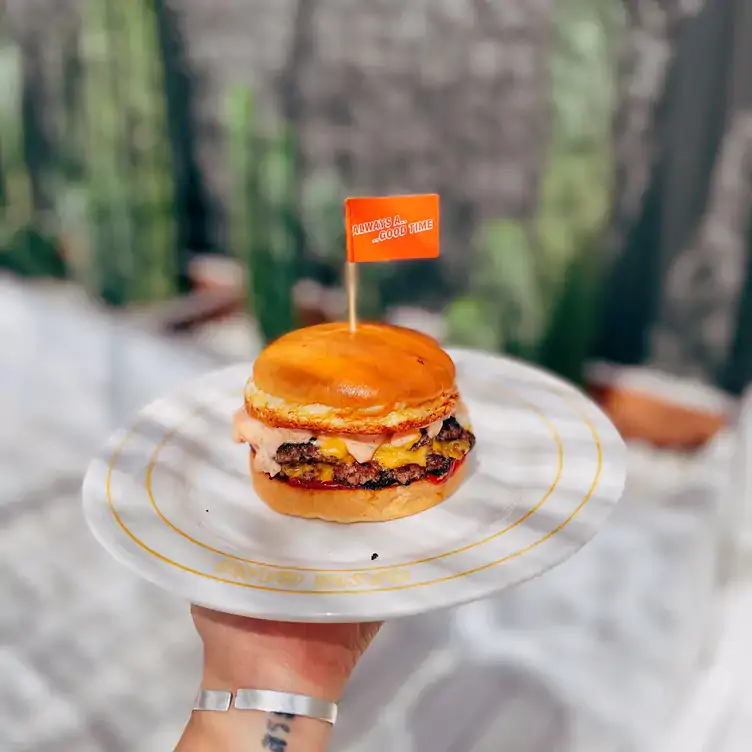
[316,437,351,461]
[283,463,335,482]
[373,443,430,469]
[233,410,471,473]
[370,439,471,469]
[433,439,470,459]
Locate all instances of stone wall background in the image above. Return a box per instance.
[5,0,752,392]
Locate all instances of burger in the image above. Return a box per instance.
[233,322,475,523]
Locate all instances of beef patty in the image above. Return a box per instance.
[272,416,475,488]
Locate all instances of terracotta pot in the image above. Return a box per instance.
[587,381,728,449]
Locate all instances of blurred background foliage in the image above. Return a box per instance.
[445,0,621,381]
[0,0,623,384]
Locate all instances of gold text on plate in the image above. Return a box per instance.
[214,557,412,590]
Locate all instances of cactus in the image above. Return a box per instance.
[59,25,86,184]
[0,27,68,278]
[444,297,501,351]
[299,169,390,320]
[446,218,545,359]
[80,0,176,305]
[0,147,5,211]
[451,0,618,366]
[226,85,300,342]
[537,231,604,384]
[0,29,33,250]
[531,0,618,374]
[538,0,615,286]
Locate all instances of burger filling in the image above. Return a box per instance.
[272,418,475,489]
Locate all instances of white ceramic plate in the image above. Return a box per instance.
[82,349,626,622]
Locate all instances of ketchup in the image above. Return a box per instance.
[425,456,465,484]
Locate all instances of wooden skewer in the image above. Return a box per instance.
[346,261,358,332]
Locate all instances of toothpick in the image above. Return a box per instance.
[346,261,358,332]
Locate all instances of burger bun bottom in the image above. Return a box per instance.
[251,459,467,524]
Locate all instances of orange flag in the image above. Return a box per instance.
[345,194,440,263]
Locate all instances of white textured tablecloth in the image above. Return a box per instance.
[1,277,731,751]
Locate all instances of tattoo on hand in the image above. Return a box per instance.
[262,712,295,751]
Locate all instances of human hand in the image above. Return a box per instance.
[192,605,382,701]
[177,607,381,751]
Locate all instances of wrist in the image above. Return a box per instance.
[183,610,380,752]
[200,623,362,702]
[182,707,332,752]
[201,660,345,703]
[183,686,337,752]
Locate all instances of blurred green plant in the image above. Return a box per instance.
[226,102,393,341]
[446,219,545,359]
[537,231,604,385]
[534,0,621,378]
[0,0,621,380]
[447,0,621,381]
[0,29,37,272]
[0,26,68,279]
[226,85,301,342]
[58,26,86,184]
[0,19,88,280]
[444,297,500,352]
[299,170,347,269]
[299,169,390,320]
[80,0,176,305]
[2,226,66,278]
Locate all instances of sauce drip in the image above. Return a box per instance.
[425,456,465,485]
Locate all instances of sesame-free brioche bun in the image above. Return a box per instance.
[251,457,467,523]
[246,322,458,435]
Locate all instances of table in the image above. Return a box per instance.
[0,275,734,751]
